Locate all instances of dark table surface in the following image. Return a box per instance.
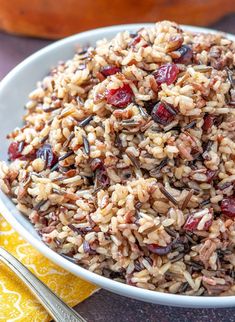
[0,15,235,322]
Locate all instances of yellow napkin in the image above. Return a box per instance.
[0,215,98,321]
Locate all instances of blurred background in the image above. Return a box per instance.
[0,0,234,39]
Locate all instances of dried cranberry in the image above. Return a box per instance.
[151,102,177,125]
[184,213,212,231]
[8,142,24,160]
[221,196,235,218]
[90,158,103,171]
[206,170,217,183]
[100,65,121,77]
[106,84,133,108]
[36,144,58,168]
[184,216,200,231]
[147,243,172,255]
[153,63,179,86]
[173,45,193,65]
[203,115,215,132]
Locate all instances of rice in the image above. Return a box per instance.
[1,20,235,296]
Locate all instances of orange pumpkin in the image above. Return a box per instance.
[0,0,234,39]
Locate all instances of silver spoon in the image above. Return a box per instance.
[0,247,86,322]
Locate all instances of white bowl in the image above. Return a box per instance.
[0,24,234,308]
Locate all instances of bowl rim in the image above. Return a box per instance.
[0,23,234,308]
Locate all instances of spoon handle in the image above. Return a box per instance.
[0,247,86,322]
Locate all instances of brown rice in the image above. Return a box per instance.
[1,21,235,296]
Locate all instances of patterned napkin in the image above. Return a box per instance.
[0,215,98,321]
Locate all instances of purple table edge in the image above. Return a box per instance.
[0,13,234,322]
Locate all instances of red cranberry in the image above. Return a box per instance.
[8,142,24,160]
[106,84,133,108]
[206,170,217,183]
[184,216,200,231]
[36,144,58,168]
[100,66,121,77]
[147,243,172,255]
[151,102,177,125]
[221,196,235,218]
[173,45,193,65]
[203,115,215,132]
[184,213,212,231]
[153,63,179,86]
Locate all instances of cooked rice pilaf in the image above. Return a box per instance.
[1,21,235,296]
